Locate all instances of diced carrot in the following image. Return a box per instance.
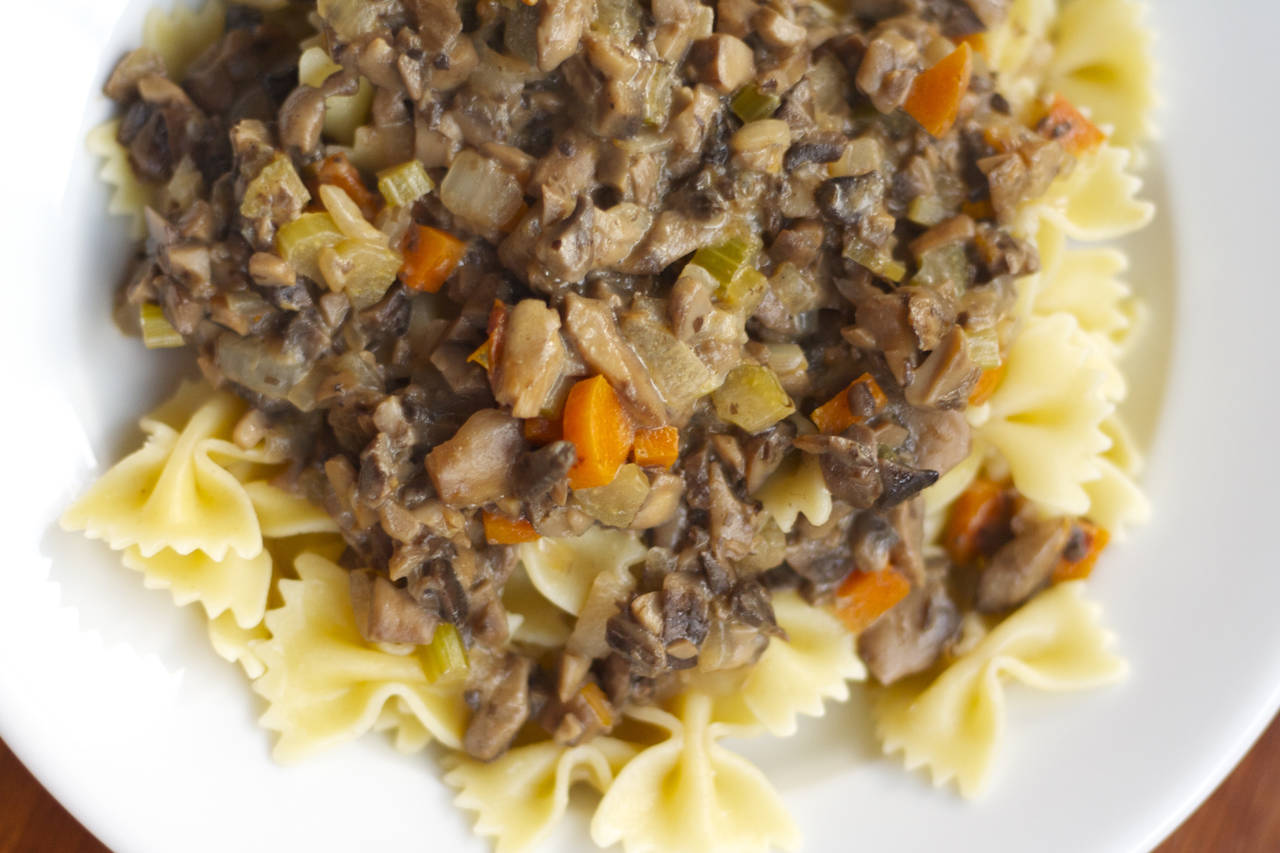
[961,198,994,220]
[524,417,563,445]
[968,363,1006,406]
[482,510,540,545]
[954,32,986,57]
[400,225,468,293]
[833,568,911,634]
[466,301,508,371]
[941,478,1013,567]
[633,426,680,469]
[810,373,887,434]
[903,42,973,138]
[563,375,635,490]
[312,153,380,221]
[1039,94,1106,157]
[578,681,614,728]
[1052,520,1110,583]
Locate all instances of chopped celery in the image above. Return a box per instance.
[719,267,768,313]
[844,237,906,283]
[318,238,403,309]
[377,160,434,209]
[690,234,762,288]
[711,364,796,434]
[963,321,1002,370]
[277,212,344,283]
[422,623,469,683]
[139,303,184,349]
[731,83,781,123]
[240,153,310,220]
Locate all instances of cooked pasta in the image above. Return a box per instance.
[66,0,1163,845]
[876,582,1127,797]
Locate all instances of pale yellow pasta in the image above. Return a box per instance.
[86,121,151,239]
[975,313,1115,516]
[122,545,272,629]
[1019,219,1139,357]
[371,697,439,754]
[1025,143,1155,241]
[447,738,638,853]
[207,611,270,679]
[142,0,226,80]
[704,591,864,736]
[754,453,833,534]
[592,692,801,853]
[243,481,341,539]
[876,581,1127,798]
[1082,416,1151,534]
[1046,0,1156,150]
[61,382,281,561]
[298,47,375,145]
[984,0,1057,115]
[252,553,468,761]
[518,527,647,616]
[502,564,574,648]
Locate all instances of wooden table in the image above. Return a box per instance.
[2,716,1277,851]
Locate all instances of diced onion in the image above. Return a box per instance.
[439,150,524,233]
[711,364,796,433]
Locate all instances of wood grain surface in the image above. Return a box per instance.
[1,715,1277,851]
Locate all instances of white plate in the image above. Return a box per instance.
[2,1,1278,851]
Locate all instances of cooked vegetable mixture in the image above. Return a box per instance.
[107,0,1111,761]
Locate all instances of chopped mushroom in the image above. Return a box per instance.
[976,517,1073,612]
[494,299,567,418]
[349,570,438,645]
[426,409,524,507]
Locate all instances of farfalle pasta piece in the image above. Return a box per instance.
[61,382,281,561]
[208,611,270,679]
[371,697,438,754]
[975,313,1115,516]
[876,581,1127,798]
[143,0,226,79]
[983,0,1057,114]
[446,737,637,853]
[252,552,468,761]
[706,591,864,736]
[243,481,341,539]
[1018,219,1140,357]
[754,453,833,534]
[1082,415,1151,534]
[591,692,801,853]
[122,545,272,629]
[1046,0,1156,150]
[502,564,574,648]
[86,121,150,239]
[518,526,647,616]
[1026,143,1154,241]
